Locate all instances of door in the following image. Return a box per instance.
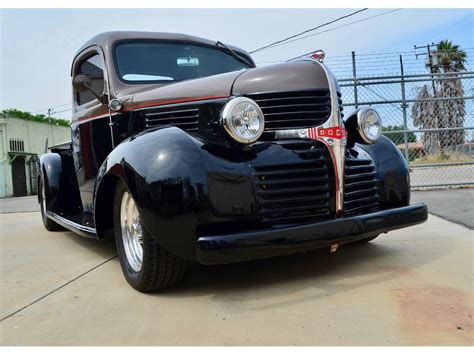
[12,157,27,197]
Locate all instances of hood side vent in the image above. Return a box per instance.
[145,105,200,131]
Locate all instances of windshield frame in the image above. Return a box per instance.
[112,39,255,85]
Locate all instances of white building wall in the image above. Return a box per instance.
[0,117,71,198]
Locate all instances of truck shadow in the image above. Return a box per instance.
[61,231,117,260]
[157,235,450,310]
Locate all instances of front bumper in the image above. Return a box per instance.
[196,203,428,264]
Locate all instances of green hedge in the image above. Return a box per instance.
[1,108,70,127]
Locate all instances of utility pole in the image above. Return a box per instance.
[399,55,409,163]
[47,108,53,124]
[414,43,439,96]
[414,42,441,156]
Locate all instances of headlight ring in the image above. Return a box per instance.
[356,107,383,144]
[221,97,265,144]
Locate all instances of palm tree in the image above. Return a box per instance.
[412,40,467,156]
[432,40,467,73]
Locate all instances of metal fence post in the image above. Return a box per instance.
[352,51,358,109]
[338,70,473,189]
[399,55,409,163]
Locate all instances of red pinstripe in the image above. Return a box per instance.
[77,95,229,122]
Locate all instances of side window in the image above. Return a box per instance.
[75,54,105,105]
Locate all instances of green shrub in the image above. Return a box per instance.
[383,125,416,145]
[1,108,70,127]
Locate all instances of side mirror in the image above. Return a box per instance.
[73,74,107,104]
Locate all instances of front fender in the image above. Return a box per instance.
[39,152,82,216]
[94,127,209,260]
[360,135,411,207]
[39,153,62,213]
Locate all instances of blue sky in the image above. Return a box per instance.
[1,8,473,119]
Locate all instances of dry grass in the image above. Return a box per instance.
[411,152,474,165]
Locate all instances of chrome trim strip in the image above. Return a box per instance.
[46,211,97,236]
[317,61,346,214]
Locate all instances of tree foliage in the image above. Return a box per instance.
[0,108,70,127]
[383,125,417,145]
[433,40,467,73]
[411,40,467,155]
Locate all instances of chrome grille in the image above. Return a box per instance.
[250,142,332,224]
[344,155,380,216]
[247,90,331,131]
[145,105,200,131]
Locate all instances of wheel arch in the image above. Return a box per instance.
[92,127,209,260]
[94,173,119,240]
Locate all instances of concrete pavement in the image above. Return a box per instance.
[412,188,474,229]
[0,196,39,214]
[1,210,473,345]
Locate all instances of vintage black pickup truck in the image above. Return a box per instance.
[39,31,427,292]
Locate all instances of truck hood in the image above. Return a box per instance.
[129,61,330,109]
[232,61,329,95]
[129,70,243,109]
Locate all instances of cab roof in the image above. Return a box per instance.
[75,31,250,59]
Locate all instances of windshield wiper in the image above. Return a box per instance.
[215,41,254,68]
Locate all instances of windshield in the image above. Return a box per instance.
[115,41,253,84]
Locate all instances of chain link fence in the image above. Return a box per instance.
[338,67,474,189]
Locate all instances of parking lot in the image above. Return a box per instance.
[1,191,473,345]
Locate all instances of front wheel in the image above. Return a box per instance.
[39,176,64,231]
[114,181,186,292]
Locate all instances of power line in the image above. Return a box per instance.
[249,8,368,54]
[255,47,474,65]
[31,102,72,114]
[329,50,416,59]
[251,9,402,54]
[54,108,72,114]
[424,12,474,43]
[358,84,403,113]
[448,22,473,37]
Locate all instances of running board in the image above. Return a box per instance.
[46,211,97,238]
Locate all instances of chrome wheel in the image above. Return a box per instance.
[120,191,143,272]
[41,178,47,213]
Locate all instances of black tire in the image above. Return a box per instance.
[39,176,64,231]
[113,181,186,292]
[351,234,379,245]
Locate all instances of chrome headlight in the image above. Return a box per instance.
[221,97,265,144]
[357,107,382,144]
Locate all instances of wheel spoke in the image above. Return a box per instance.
[120,191,144,272]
